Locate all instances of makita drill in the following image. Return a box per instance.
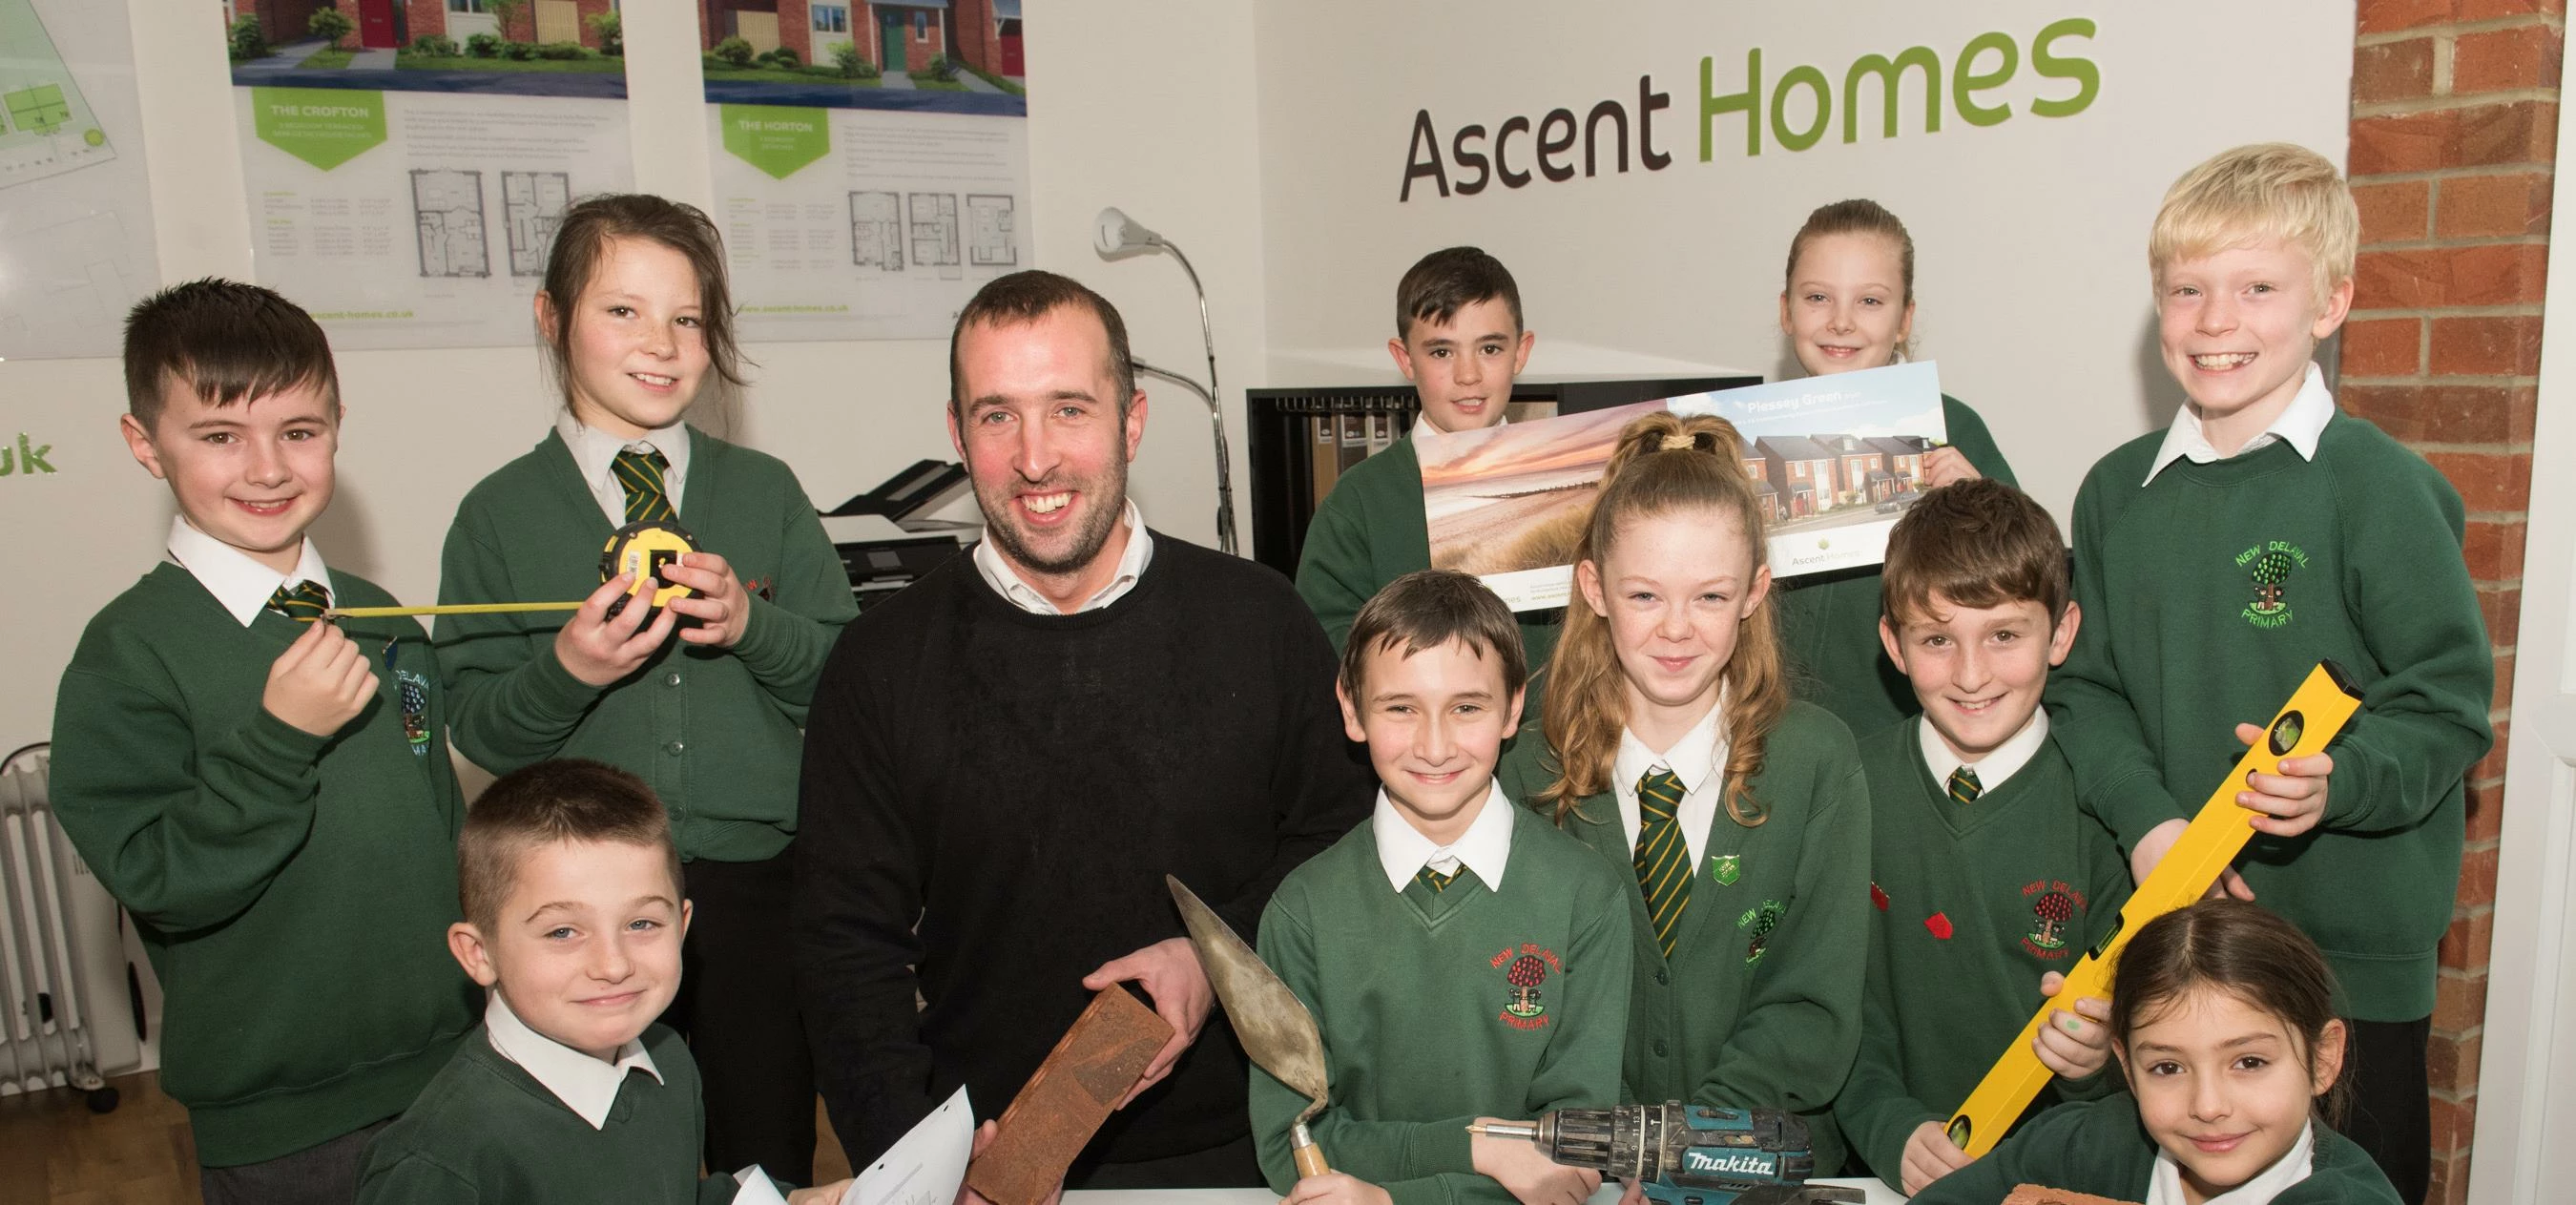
[1472,1103,1865,1205]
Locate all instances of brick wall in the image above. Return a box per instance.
[405,0,444,43]
[949,0,1001,73]
[2344,2,2555,1201]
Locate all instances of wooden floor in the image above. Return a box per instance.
[0,1071,856,1203]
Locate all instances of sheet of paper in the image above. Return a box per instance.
[733,1165,793,1205]
[843,1086,974,1205]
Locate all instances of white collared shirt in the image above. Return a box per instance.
[972,498,1155,614]
[2143,363,2335,485]
[482,990,661,1131]
[556,409,693,527]
[1612,703,1729,869]
[1372,779,1516,893]
[1919,708,2051,798]
[166,516,336,628]
[2146,1119,2316,1205]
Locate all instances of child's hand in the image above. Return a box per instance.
[788,1181,852,1205]
[263,617,380,737]
[1920,447,1984,488]
[1282,1172,1393,1205]
[1899,1120,1975,1194]
[2129,817,2254,901]
[552,572,678,687]
[2233,721,2333,838]
[2032,970,2113,1080]
[661,551,751,649]
[1471,1117,1600,1205]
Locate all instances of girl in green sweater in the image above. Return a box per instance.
[1768,199,2020,739]
[435,196,856,1185]
[1911,899,2400,1205]
[1506,410,1869,1176]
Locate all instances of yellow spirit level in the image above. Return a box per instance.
[1940,660,2364,1157]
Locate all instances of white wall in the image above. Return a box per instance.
[0,2,1267,750]
[1252,2,2357,520]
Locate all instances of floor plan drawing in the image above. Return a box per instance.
[0,0,117,188]
[411,168,490,278]
[966,194,1017,267]
[849,190,903,270]
[501,170,571,277]
[906,192,960,270]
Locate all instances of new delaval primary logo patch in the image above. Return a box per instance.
[1493,942,1563,1030]
[2236,540,2309,629]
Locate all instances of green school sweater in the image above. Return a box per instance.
[1834,719,2129,1182]
[1499,701,1870,1174]
[51,565,476,1166]
[1775,397,2018,741]
[1295,435,1563,674]
[2048,412,2494,1021]
[1905,1094,2401,1205]
[436,427,859,862]
[355,1023,733,1204]
[1250,802,1631,1205]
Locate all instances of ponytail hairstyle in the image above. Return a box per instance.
[538,194,749,419]
[1783,197,1918,362]
[2110,899,2352,1125]
[1538,411,1789,828]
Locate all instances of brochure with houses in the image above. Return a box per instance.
[1417,362,1945,610]
[1666,360,1947,579]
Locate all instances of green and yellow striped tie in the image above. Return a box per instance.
[265,579,331,621]
[1416,864,1461,893]
[1633,767,1692,959]
[1947,765,1984,808]
[613,447,675,524]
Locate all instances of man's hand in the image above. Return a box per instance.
[959,1120,1060,1205]
[1283,1172,1394,1205]
[1920,447,1984,488]
[1471,1117,1600,1205]
[263,617,378,737]
[2129,817,2253,901]
[1082,937,1212,1105]
[1898,1120,1975,1195]
[2032,970,2113,1080]
[552,572,678,686]
[2233,721,2333,839]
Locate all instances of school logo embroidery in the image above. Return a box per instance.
[1492,943,1563,1030]
[1737,900,1787,966]
[396,670,432,756]
[1711,853,1742,887]
[2019,879,2088,961]
[2235,540,2309,629]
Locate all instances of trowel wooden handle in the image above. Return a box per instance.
[1292,1123,1329,1177]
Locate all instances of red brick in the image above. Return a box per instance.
[2437,171,2555,238]
[2456,100,2560,168]
[2358,36,2441,103]
[2341,318,2425,376]
[2353,108,2457,175]
[2422,450,2533,511]
[2359,0,2458,31]
[2357,177,2436,242]
[2356,243,2550,307]
[2455,24,2566,93]
[2462,0,2568,14]
[2478,587,2524,652]
[2338,384,2537,443]
[2440,908,2497,969]
[2430,314,2546,375]
[2433,967,2490,1033]
[2459,842,2503,908]
[2429,1089,2480,1153]
[2493,651,2517,711]
[2429,1029,2485,1093]
[2466,779,2505,840]
[2429,1153,2462,1205]
[2463,520,2529,580]
[2471,720,2511,780]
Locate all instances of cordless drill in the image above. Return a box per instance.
[1474,1103,1865,1205]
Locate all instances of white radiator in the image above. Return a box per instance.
[0,748,141,1110]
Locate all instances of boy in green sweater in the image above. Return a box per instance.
[1253,570,1630,1205]
[2048,143,2495,1204]
[357,759,851,1204]
[52,280,479,1202]
[1832,479,2127,1193]
[1297,248,1562,671]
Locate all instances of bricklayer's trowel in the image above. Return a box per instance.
[1166,875,1332,1178]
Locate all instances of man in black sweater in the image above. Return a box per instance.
[794,271,1373,1192]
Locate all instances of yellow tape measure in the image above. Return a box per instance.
[1940,660,2364,1157]
[314,520,701,621]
